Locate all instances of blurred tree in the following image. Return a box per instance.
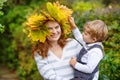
[102,0,120,6]
[0,0,46,79]
[0,0,7,33]
[47,0,74,7]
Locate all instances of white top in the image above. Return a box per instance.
[73,28,104,80]
[34,39,82,80]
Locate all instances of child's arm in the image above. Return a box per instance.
[68,17,86,48]
[68,17,77,30]
[74,48,103,73]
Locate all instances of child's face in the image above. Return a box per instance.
[82,30,96,44]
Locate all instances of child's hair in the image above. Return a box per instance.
[84,20,108,42]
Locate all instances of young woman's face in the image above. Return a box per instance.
[46,21,62,42]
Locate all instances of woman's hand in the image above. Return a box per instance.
[69,57,77,67]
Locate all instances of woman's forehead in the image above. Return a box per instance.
[46,21,59,27]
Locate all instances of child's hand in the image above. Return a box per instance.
[69,57,77,67]
[68,17,77,30]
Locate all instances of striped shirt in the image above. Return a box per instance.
[34,39,82,80]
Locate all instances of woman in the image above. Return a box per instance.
[33,21,82,80]
[25,2,82,80]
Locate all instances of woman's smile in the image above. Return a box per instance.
[46,21,62,42]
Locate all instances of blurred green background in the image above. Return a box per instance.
[0,0,120,80]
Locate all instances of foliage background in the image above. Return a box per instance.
[0,0,120,80]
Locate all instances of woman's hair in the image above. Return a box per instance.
[32,21,68,58]
[84,20,108,42]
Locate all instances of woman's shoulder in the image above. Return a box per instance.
[66,38,81,46]
[66,38,78,43]
[65,38,82,52]
[33,52,42,59]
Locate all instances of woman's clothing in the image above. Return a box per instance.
[34,39,82,80]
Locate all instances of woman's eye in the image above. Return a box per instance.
[55,26,59,29]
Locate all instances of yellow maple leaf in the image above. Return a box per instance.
[28,26,50,42]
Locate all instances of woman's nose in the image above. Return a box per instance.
[52,29,57,33]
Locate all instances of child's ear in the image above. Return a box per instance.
[92,37,97,42]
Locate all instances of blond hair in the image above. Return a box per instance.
[84,20,108,42]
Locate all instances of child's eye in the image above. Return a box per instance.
[84,32,88,35]
[85,32,87,35]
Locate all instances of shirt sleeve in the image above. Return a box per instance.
[74,48,103,73]
[34,54,68,80]
[72,28,87,48]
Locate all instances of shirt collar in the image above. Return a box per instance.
[87,42,102,46]
[85,42,102,49]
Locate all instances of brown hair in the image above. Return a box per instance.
[32,21,68,58]
[84,20,108,42]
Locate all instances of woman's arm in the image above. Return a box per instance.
[34,54,67,80]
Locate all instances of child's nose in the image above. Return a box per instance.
[82,33,84,36]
